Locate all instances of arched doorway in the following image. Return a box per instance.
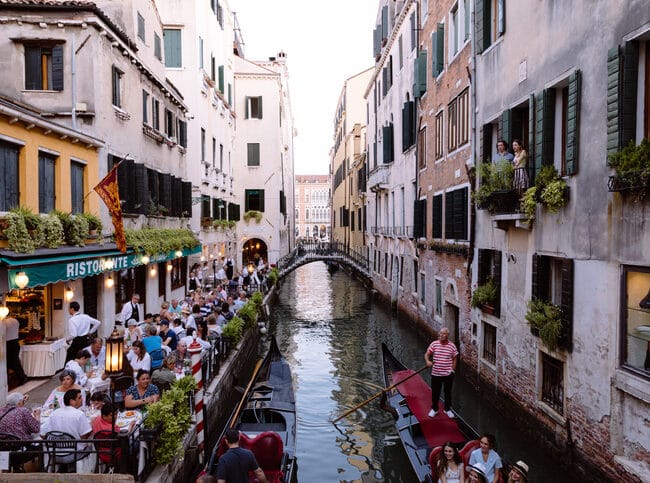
[242,238,268,266]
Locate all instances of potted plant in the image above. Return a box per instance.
[243,210,263,223]
[79,213,103,236]
[521,186,538,223]
[473,160,515,211]
[38,213,65,248]
[607,138,650,199]
[5,211,36,253]
[525,299,563,351]
[520,166,568,220]
[471,279,498,314]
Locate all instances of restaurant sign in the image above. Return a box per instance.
[6,245,200,289]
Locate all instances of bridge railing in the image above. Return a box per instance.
[277,241,370,274]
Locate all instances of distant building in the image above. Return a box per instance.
[295,175,331,241]
[330,68,372,254]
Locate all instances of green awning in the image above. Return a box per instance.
[1,245,201,289]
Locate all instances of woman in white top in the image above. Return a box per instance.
[436,442,464,483]
[126,340,151,376]
[125,318,143,348]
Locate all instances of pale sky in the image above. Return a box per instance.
[231,1,378,175]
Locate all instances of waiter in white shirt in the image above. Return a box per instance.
[119,293,141,325]
[65,301,101,363]
[3,316,27,383]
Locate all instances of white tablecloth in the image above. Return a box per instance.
[20,339,68,377]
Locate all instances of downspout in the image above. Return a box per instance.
[71,35,77,129]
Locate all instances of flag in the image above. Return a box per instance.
[93,160,127,253]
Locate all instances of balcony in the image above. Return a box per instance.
[368,165,390,191]
[475,167,530,230]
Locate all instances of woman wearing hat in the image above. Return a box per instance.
[507,461,528,482]
[467,463,488,483]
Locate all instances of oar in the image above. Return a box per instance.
[332,365,429,423]
[229,357,265,428]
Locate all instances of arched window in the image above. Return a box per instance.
[312,225,318,237]
[305,209,309,220]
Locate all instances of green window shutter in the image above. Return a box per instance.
[381,6,388,41]
[606,46,621,156]
[415,49,428,98]
[432,194,442,238]
[565,70,581,175]
[373,26,381,59]
[431,31,438,77]
[245,96,250,119]
[620,41,639,149]
[259,189,265,212]
[531,254,550,302]
[247,143,260,166]
[480,123,493,164]
[51,45,64,91]
[435,24,444,76]
[387,124,394,162]
[212,197,219,220]
[497,0,506,36]
[227,84,232,105]
[528,94,535,162]
[25,46,41,90]
[475,0,485,54]
[163,29,182,68]
[218,65,224,93]
[444,191,453,240]
[534,89,555,179]
[559,258,574,352]
[257,96,263,119]
[455,187,468,240]
[413,199,425,238]
[499,109,512,146]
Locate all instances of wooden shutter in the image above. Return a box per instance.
[181,181,192,217]
[477,249,488,284]
[212,197,219,220]
[475,0,487,54]
[431,24,444,77]
[402,101,414,151]
[51,44,64,91]
[606,47,621,156]
[432,194,443,238]
[528,94,535,167]
[444,191,453,240]
[245,96,249,119]
[201,195,210,218]
[257,96,263,119]
[413,199,426,238]
[381,6,388,41]
[134,163,148,215]
[117,157,132,213]
[0,141,19,210]
[621,41,639,149]
[492,250,502,317]
[218,65,224,92]
[24,46,41,90]
[559,258,574,352]
[172,177,182,217]
[247,143,260,166]
[163,29,181,68]
[259,189,265,212]
[480,123,493,164]
[418,50,428,97]
[373,27,381,59]
[499,109,512,145]
[38,152,55,213]
[453,188,468,240]
[565,70,581,175]
[147,168,159,210]
[531,254,550,301]
[534,89,555,179]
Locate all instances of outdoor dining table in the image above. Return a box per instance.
[19,339,67,377]
[39,407,145,473]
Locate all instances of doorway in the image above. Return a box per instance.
[445,303,460,353]
[242,238,268,267]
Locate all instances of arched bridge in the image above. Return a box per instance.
[277,241,371,281]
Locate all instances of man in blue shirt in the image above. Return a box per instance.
[217,429,267,483]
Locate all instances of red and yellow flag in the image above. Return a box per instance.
[93,161,127,253]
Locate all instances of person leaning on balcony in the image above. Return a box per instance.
[512,139,529,190]
[492,139,514,163]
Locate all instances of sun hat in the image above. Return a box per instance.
[126,318,137,327]
[511,460,529,480]
[467,463,488,479]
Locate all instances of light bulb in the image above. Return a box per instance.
[106,276,114,288]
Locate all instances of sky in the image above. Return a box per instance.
[231,0,378,175]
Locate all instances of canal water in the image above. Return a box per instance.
[267,262,566,483]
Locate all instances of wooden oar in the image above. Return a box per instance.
[332,364,429,423]
[229,357,265,428]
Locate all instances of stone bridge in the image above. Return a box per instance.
[276,241,371,281]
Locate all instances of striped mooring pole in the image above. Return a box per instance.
[188,338,205,462]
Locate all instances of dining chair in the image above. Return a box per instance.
[93,430,120,473]
[44,431,84,473]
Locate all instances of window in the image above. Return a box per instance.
[476,0,505,53]
[197,129,204,162]
[154,33,161,60]
[382,123,394,163]
[111,66,123,108]
[211,138,216,167]
[247,143,260,167]
[305,209,309,221]
[541,352,564,414]
[482,322,497,365]
[435,279,443,315]
[432,194,443,238]
[219,144,224,171]
[420,273,426,305]
[435,111,444,159]
[0,140,20,211]
[621,266,650,375]
[444,187,468,240]
[384,253,388,278]
[218,65,225,93]
[163,28,182,68]
[70,161,84,214]
[398,35,403,69]
[245,189,265,212]
[245,96,263,119]
[152,98,160,130]
[413,198,427,238]
[178,120,187,148]
[448,97,458,151]
[39,151,56,213]
[164,109,175,138]
[477,248,502,316]
[170,257,186,291]
[532,254,574,351]
[448,89,469,151]
[24,43,64,91]
[451,5,459,56]
[137,13,145,41]
[142,91,149,124]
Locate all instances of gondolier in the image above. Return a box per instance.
[65,301,101,363]
[424,327,458,418]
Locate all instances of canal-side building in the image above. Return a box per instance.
[0,0,198,366]
[330,68,372,254]
[416,0,472,348]
[232,52,295,268]
[295,174,330,241]
[471,1,650,481]
[156,0,240,273]
[366,0,419,313]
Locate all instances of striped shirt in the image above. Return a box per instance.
[427,340,458,376]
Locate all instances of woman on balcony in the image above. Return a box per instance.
[512,139,529,191]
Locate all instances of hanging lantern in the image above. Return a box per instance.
[65,286,74,301]
[15,272,29,289]
[0,306,9,320]
[105,328,124,376]
[141,255,150,265]
[105,275,114,288]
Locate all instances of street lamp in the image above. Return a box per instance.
[105,328,124,376]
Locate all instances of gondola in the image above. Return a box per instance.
[381,343,479,483]
[203,336,296,482]
[325,260,339,274]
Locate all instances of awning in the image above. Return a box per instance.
[0,244,201,289]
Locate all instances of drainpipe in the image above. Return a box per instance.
[71,35,77,129]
